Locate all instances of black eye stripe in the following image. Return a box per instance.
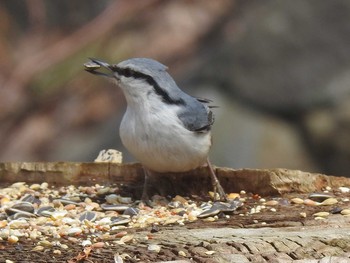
[121,68,132,77]
[113,66,185,106]
[114,67,145,79]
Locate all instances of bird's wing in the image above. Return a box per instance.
[177,98,215,133]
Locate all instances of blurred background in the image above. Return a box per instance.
[1,0,350,176]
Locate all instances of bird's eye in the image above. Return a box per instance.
[122,68,132,78]
[114,67,134,78]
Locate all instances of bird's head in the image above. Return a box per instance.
[84,58,185,106]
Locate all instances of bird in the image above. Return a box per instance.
[84,57,227,202]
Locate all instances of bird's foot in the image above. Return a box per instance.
[140,167,154,207]
[207,158,227,202]
[140,191,153,207]
[212,179,227,201]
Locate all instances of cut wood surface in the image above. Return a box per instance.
[140,223,350,262]
[1,162,350,197]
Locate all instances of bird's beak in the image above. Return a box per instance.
[84,58,114,78]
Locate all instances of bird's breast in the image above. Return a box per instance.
[119,106,211,172]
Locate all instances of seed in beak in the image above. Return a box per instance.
[84,61,101,71]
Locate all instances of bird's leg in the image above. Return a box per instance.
[207,158,227,201]
[141,168,152,206]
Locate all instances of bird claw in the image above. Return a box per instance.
[212,181,227,202]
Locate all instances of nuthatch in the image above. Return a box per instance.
[84,58,226,201]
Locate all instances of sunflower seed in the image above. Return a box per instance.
[110,216,131,226]
[36,206,56,217]
[101,204,130,211]
[123,207,139,217]
[79,211,97,222]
